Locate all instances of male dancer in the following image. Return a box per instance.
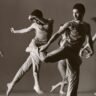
[50,32,96,94]
[6,9,53,95]
[40,3,94,96]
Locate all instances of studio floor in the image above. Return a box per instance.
[0,92,96,96]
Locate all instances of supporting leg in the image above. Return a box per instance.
[31,54,43,94]
[50,60,68,94]
[66,62,80,96]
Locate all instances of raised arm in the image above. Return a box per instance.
[10,24,34,34]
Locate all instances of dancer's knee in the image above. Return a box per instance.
[33,65,39,76]
[33,70,38,77]
[21,65,28,73]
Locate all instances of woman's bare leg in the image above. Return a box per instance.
[50,60,68,94]
[6,56,32,96]
[58,60,68,94]
[31,55,43,94]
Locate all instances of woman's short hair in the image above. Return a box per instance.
[31,9,43,18]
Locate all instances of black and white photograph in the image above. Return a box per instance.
[0,0,96,96]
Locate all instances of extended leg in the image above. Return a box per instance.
[6,56,32,96]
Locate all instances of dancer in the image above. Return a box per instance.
[40,3,94,96]
[50,17,96,94]
[6,9,54,96]
[50,32,96,94]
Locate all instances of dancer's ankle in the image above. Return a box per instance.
[33,86,44,94]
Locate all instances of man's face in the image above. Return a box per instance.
[72,9,84,21]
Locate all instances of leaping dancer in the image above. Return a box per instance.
[6,9,54,96]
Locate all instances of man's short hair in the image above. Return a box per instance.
[31,9,43,18]
[73,3,85,14]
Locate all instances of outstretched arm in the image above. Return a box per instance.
[10,24,34,34]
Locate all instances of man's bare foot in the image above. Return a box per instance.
[6,82,13,96]
[33,86,44,95]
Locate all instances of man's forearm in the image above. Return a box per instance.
[84,33,96,48]
[47,32,60,47]
[92,33,96,43]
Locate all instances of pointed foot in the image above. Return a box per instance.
[6,82,13,96]
[33,86,44,95]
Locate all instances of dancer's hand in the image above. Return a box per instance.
[0,51,4,57]
[79,47,94,58]
[85,53,92,58]
[85,50,94,58]
[40,44,48,52]
[10,27,15,33]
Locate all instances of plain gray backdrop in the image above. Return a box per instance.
[0,0,96,93]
